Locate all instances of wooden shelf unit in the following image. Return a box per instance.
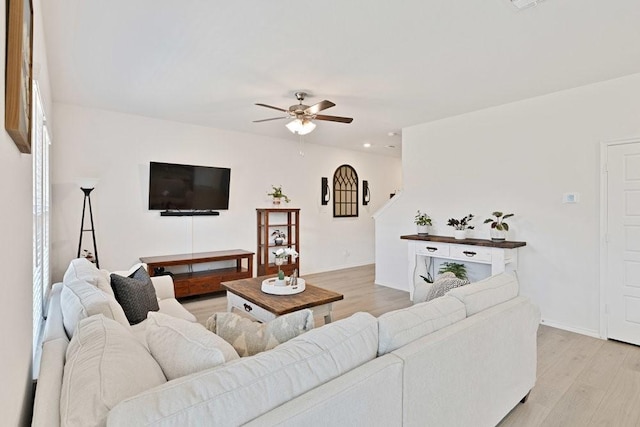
[257,208,300,277]
[140,249,254,298]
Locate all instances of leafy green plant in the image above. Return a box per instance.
[483,211,514,231]
[446,214,474,230]
[267,185,290,203]
[438,262,468,280]
[414,210,432,226]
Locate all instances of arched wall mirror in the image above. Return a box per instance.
[333,164,359,217]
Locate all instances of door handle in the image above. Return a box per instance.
[243,303,253,312]
[463,251,477,257]
[426,247,438,252]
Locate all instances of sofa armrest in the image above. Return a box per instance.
[151,275,176,300]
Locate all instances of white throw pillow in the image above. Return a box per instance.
[62,258,113,296]
[146,312,239,380]
[60,279,130,338]
[60,315,166,427]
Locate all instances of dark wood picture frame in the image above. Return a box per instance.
[5,0,33,153]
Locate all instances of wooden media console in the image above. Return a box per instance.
[140,249,254,298]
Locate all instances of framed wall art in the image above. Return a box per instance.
[5,0,33,153]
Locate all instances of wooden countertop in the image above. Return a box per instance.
[400,234,526,249]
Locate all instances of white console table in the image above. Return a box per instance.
[401,235,527,300]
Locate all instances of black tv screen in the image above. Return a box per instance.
[148,162,231,210]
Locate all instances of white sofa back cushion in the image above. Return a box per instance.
[62,258,113,296]
[377,295,466,355]
[60,279,130,338]
[146,312,239,380]
[446,273,519,316]
[108,312,379,426]
[60,315,166,427]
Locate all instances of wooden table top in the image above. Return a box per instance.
[400,234,526,249]
[222,276,344,316]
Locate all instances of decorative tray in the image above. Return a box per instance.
[261,277,306,295]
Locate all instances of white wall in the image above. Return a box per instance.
[50,103,401,280]
[375,72,640,336]
[0,0,52,424]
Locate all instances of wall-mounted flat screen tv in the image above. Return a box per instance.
[148,161,231,211]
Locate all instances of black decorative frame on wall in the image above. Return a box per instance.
[333,164,359,218]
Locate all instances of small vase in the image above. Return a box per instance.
[272,197,281,206]
[274,237,284,246]
[275,257,285,280]
[490,228,507,241]
[453,229,467,240]
[417,225,429,236]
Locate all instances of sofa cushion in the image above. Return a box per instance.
[377,295,466,355]
[61,315,166,427]
[205,309,314,356]
[446,272,519,316]
[108,312,379,426]
[110,267,160,325]
[157,298,197,322]
[63,258,113,297]
[146,312,239,380]
[60,279,130,338]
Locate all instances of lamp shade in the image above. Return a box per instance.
[286,119,316,135]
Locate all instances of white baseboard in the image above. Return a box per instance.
[540,318,602,339]
[374,280,409,293]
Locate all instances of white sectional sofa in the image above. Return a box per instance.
[32,263,540,427]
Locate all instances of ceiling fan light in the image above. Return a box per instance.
[286,118,316,135]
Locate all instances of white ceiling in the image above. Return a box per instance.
[41,0,640,157]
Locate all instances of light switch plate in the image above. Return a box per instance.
[563,193,580,204]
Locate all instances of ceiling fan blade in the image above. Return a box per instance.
[305,100,335,115]
[253,116,288,123]
[314,114,353,124]
[255,103,288,113]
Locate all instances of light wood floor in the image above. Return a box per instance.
[182,264,640,427]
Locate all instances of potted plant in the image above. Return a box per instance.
[446,214,474,240]
[484,211,514,241]
[438,262,468,280]
[271,230,286,246]
[414,210,432,236]
[267,185,290,205]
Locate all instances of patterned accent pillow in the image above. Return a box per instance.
[425,272,470,302]
[205,310,314,357]
[110,266,160,325]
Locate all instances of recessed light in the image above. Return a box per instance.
[363,143,372,148]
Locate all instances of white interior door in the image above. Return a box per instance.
[606,142,640,344]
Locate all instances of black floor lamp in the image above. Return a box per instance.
[77,186,99,268]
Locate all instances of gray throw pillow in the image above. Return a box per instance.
[205,310,314,357]
[425,272,470,302]
[110,267,160,325]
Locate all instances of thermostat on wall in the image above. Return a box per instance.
[562,193,580,204]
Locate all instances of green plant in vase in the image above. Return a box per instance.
[438,262,468,281]
[446,214,474,240]
[414,210,432,236]
[267,185,290,205]
[484,211,514,241]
